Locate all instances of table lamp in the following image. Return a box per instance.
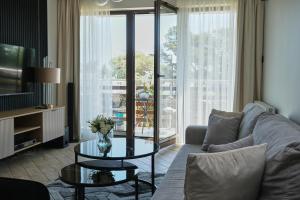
[35,67,61,109]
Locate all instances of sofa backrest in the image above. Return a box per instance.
[253,113,300,199]
[238,101,275,139]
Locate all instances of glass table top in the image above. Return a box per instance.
[74,137,159,160]
[60,162,138,187]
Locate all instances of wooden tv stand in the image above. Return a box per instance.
[0,106,65,159]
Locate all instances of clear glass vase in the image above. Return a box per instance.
[97,130,112,154]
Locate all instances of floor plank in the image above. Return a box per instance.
[0,143,180,185]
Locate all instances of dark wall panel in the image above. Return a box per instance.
[0,0,48,111]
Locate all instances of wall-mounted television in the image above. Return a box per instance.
[0,43,35,95]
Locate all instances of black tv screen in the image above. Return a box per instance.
[0,44,25,95]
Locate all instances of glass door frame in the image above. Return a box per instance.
[110,1,178,146]
[154,0,178,145]
[110,10,155,140]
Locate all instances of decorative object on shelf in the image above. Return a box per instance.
[97,0,123,6]
[97,133,112,155]
[88,115,115,151]
[89,170,115,184]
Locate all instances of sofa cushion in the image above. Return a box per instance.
[185,144,267,200]
[152,144,204,200]
[238,103,266,139]
[207,134,253,153]
[202,110,243,151]
[253,113,300,199]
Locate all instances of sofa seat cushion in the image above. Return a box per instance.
[253,113,300,200]
[152,144,204,200]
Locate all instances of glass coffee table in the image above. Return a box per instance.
[60,161,139,200]
[74,137,159,195]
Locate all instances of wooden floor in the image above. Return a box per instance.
[0,143,180,185]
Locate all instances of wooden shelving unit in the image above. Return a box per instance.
[13,112,43,153]
[0,106,65,159]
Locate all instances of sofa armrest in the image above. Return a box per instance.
[185,125,207,145]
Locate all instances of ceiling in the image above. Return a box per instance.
[110,0,177,10]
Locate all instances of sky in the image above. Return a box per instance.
[110,14,177,57]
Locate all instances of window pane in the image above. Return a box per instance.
[159,10,177,140]
[135,14,154,138]
[111,15,127,134]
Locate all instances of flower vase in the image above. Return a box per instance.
[97,131,112,153]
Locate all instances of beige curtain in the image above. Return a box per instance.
[57,0,80,140]
[233,0,265,111]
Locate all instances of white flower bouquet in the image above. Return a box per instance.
[88,115,115,136]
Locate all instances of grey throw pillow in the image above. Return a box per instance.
[208,134,253,153]
[211,109,244,118]
[202,109,243,151]
[185,144,267,200]
[238,103,266,139]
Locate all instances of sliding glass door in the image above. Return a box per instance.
[80,3,178,146]
[154,0,178,145]
[110,11,156,140]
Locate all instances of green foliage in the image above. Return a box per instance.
[161,26,177,79]
[111,52,154,81]
[111,55,126,79]
[162,26,177,55]
[111,25,177,82]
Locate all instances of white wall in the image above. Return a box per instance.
[263,0,300,124]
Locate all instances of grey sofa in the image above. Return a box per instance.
[152,101,281,200]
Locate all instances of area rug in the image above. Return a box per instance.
[48,172,164,200]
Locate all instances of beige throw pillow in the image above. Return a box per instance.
[185,144,267,200]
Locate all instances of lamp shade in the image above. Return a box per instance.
[35,68,61,84]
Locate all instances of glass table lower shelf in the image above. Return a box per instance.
[60,160,139,200]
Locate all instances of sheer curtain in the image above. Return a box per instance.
[177,0,238,143]
[80,1,112,139]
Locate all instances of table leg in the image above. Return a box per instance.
[75,187,78,198]
[76,186,84,200]
[75,153,78,164]
[151,154,155,194]
[135,177,139,200]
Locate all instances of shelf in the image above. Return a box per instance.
[14,142,42,153]
[14,126,41,135]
